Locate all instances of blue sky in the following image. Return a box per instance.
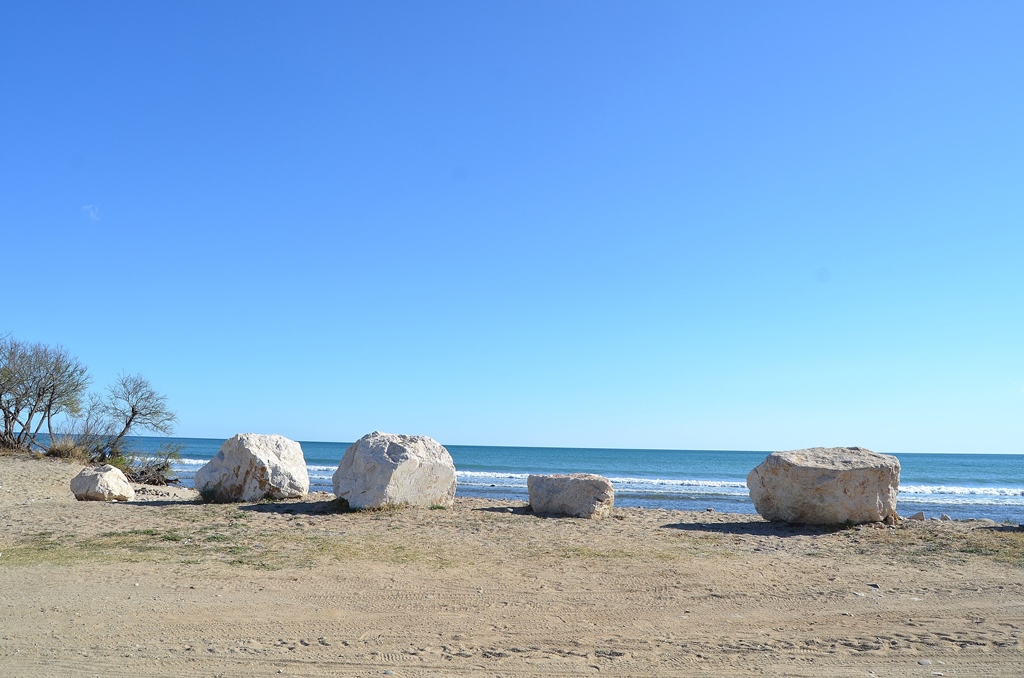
[4,2,1022,453]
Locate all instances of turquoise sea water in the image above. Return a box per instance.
[124,436,1024,524]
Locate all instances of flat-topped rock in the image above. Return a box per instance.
[70,464,135,501]
[528,473,615,519]
[333,431,457,509]
[746,447,900,525]
[194,433,309,502]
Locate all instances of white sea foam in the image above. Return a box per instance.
[900,484,1024,497]
[456,471,747,487]
[458,471,529,480]
[177,457,209,467]
[607,477,748,489]
[899,496,1024,507]
[897,486,1024,506]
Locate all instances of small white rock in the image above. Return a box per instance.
[70,465,135,502]
[528,473,615,519]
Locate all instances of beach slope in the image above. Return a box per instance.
[1,454,1022,676]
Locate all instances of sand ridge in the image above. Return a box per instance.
[1,454,1023,676]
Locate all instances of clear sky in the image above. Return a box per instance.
[4,2,1022,453]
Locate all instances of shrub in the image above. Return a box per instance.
[120,443,183,486]
[93,442,182,485]
[44,436,90,462]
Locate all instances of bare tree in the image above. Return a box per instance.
[54,392,119,458]
[0,335,28,449]
[0,336,90,451]
[2,337,179,481]
[39,345,90,444]
[99,372,177,458]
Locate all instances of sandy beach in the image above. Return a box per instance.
[2,454,1023,677]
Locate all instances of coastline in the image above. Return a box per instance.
[2,454,1023,676]
[147,435,1024,523]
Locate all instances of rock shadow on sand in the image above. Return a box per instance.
[472,504,534,516]
[111,499,203,508]
[661,519,848,538]
[237,497,350,516]
[108,495,348,514]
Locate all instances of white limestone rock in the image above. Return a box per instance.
[528,473,615,519]
[333,431,457,509]
[71,464,135,502]
[194,433,309,502]
[747,447,900,525]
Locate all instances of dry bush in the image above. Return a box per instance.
[44,436,90,463]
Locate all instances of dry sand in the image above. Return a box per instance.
[2,453,1023,677]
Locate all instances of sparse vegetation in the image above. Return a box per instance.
[118,443,184,485]
[0,336,89,452]
[1,334,178,483]
[560,546,636,559]
[43,435,90,462]
[841,522,1024,569]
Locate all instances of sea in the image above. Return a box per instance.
[123,436,1024,524]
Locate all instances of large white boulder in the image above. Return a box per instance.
[71,464,135,502]
[333,431,457,509]
[194,433,309,502]
[528,473,615,519]
[746,447,900,525]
